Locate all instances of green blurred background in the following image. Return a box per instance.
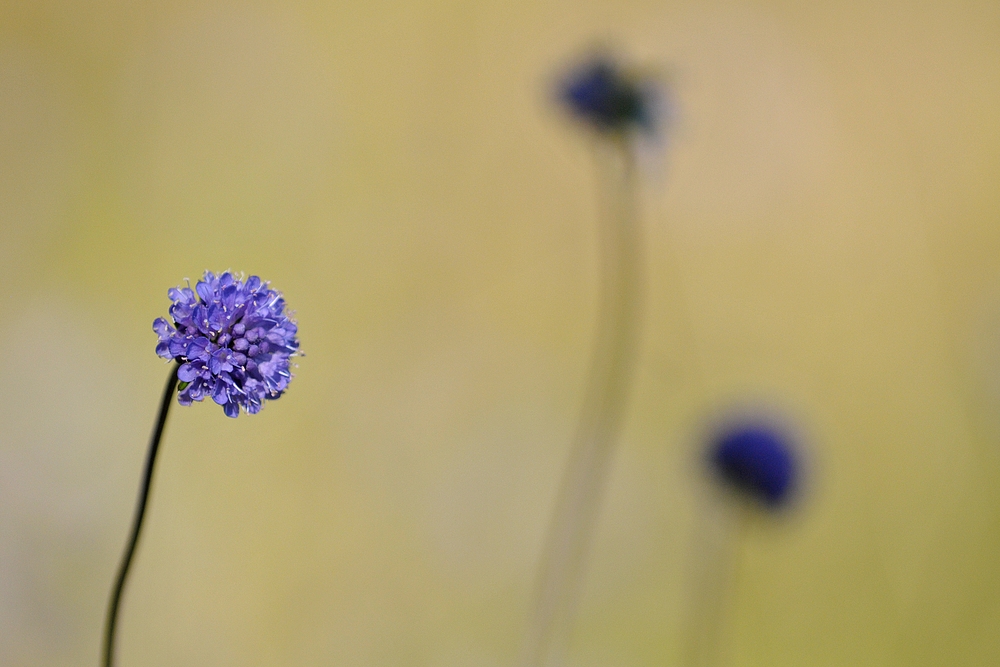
[2,0,1000,665]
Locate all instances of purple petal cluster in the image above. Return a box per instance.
[153,271,299,418]
[560,57,658,133]
[710,423,797,508]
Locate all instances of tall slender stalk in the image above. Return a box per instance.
[520,136,643,667]
[684,424,797,667]
[682,500,748,667]
[102,363,179,667]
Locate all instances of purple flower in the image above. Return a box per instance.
[153,271,299,418]
[560,57,659,133]
[709,423,797,508]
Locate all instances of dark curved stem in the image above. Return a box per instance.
[102,364,179,667]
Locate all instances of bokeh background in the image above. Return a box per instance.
[3,0,1000,665]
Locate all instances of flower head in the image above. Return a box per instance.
[709,423,797,508]
[153,271,299,418]
[560,57,658,133]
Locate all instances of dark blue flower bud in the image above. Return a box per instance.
[560,57,656,132]
[710,424,797,508]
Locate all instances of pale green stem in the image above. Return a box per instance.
[682,498,750,667]
[520,136,643,667]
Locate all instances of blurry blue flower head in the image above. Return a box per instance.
[710,423,797,508]
[560,57,658,133]
[153,271,299,418]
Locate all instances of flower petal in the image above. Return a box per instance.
[152,317,173,337]
[168,337,188,357]
[177,363,200,382]
[187,337,212,362]
[195,280,214,304]
[212,381,229,405]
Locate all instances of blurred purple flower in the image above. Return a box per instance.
[710,423,797,508]
[560,57,658,133]
[153,271,299,418]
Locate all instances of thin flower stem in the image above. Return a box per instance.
[102,363,179,667]
[520,137,643,667]
[682,500,749,667]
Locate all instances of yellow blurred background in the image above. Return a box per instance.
[2,0,1000,665]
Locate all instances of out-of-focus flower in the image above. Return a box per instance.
[710,424,797,508]
[153,271,299,418]
[560,57,658,133]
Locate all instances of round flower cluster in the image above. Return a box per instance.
[710,423,797,508]
[560,57,658,133]
[153,271,299,417]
